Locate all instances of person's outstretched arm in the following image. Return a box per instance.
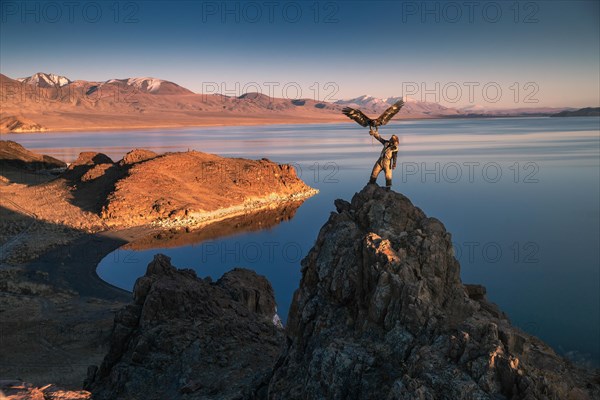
[369,130,387,145]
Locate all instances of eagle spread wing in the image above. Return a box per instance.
[342,107,373,127]
[342,99,405,128]
[374,99,405,127]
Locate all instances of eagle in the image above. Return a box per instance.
[342,99,405,133]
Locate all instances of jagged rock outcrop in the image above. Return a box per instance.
[268,185,599,400]
[63,151,116,182]
[86,254,285,400]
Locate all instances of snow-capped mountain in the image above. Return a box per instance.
[459,104,487,113]
[335,95,463,117]
[104,77,193,95]
[16,73,193,95]
[17,72,71,88]
[336,95,391,110]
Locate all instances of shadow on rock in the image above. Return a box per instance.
[85,254,285,400]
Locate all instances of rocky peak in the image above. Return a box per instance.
[288,185,473,338]
[268,184,598,399]
[17,72,71,88]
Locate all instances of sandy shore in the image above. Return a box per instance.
[0,110,350,134]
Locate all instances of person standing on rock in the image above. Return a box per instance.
[368,129,399,189]
[340,100,404,190]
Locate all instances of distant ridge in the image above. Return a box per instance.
[551,107,600,117]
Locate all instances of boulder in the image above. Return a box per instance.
[69,152,113,167]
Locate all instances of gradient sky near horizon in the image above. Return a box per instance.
[1,0,599,108]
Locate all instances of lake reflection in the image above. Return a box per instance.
[9,116,600,367]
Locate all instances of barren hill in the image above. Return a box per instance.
[0,73,348,132]
[0,142,316,263]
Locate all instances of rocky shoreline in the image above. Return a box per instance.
[0,141,317,394]
[1,144,598,400]
[85,187,600,399]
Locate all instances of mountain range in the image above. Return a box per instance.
[0,72,579,133]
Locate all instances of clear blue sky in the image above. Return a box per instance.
[1,0,599,108]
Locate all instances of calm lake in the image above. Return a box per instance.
[9,117,600,367]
